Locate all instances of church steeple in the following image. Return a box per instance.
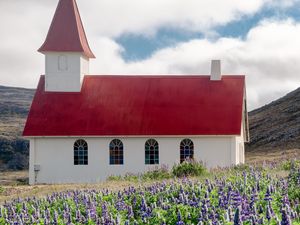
[38,0,95,58]
[39,0,95,92]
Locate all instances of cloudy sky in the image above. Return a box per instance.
[0,0,300,110]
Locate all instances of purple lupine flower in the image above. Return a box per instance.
[141,196,148,212]
[291,210,298,220]
[256,181,260,192]
[266,205,272,221]
[231,192,242,208]
[250,215,256,224]
[282,195,290,206]
[201,202,208,215]
[89,204,97,219]
[250,187,258,209]
[67,212,72,224]
[46,208,51,220]
[281,209,291,225]
[22,202,27,212]
[86,209,91,221]
[53,210,58,225]
[264,186,272,202]
[44,216,49,225]
[243,171,247,187]
[75,209,81,222]
[258,205,263,214]
[233,208,242,225]
[127,205,134,219]
[177,211,182,221]
[257,217,264,224]
[0,169,299,224]
[268,201,274,215]
[16,214,23,225]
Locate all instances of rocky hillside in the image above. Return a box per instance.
[247,87,300,151]
[0,85,299,170]
[0,86,34,170]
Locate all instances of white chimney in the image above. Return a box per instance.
[210,60,222,80]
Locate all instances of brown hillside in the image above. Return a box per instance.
[246,87,300,151]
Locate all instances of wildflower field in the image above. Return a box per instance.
[0,161,299,224]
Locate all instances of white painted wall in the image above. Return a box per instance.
[230,122,246,165]
[237,122,246,164]
[45,52,89,92]
[29,136,244,184]
[29,139,35,185]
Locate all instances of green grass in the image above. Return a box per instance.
[0,186,4,195]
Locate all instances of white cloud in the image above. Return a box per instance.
[90,19,300,109]
[1,0,271,88]
[0,0,53,88]
[81,0,269,37]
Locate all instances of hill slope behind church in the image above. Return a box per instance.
[0,85,34,170]
[247,87,300,151]
[0,85,34,138]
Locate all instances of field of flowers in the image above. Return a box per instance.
[0,162,299,224]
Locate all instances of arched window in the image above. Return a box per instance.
[109,139,124,165]
[74,139,88,165]
[180,139,194,163]
[145,139,159,165]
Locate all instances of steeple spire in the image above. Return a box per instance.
[38,0,95,58]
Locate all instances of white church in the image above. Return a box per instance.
[23,0,249,184]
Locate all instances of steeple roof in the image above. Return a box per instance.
[38,0,95,58]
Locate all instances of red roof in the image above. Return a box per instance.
[23,75,245,137]
[38,0,95,58]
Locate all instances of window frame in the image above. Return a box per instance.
[109,139,124,165]
[74,139,88,165]
[180,139,194,163]
[145,139,159,165]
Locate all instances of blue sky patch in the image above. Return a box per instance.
[116,4,300,62]
[116,29,203,61]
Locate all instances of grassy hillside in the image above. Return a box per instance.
[247,87,300,151]
[0,85,34,170]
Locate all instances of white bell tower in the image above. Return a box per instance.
[38,0,95,92]
[44,53,90,92]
